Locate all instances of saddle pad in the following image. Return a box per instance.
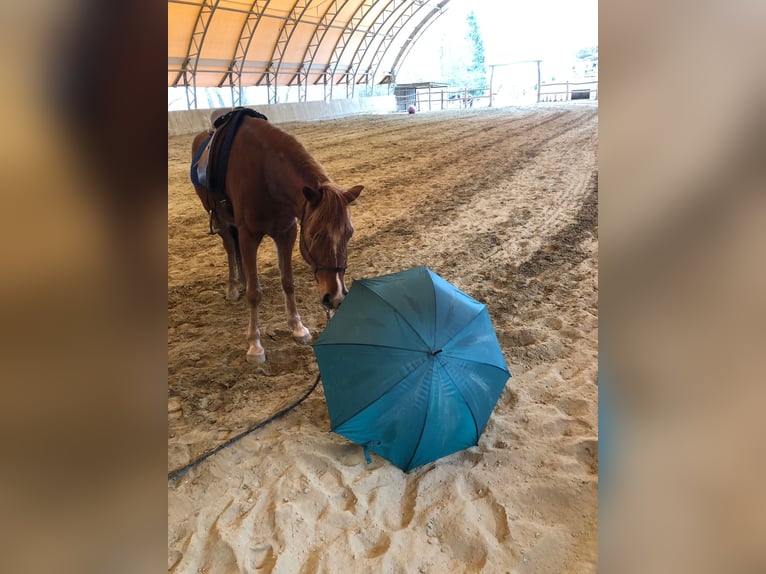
[190,107,269,194]
[190,133,212,188]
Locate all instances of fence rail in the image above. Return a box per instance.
[395,87,491,111]
[393,77,598,112]
[538,79,598,102]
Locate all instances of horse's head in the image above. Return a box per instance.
[300,182,363,314]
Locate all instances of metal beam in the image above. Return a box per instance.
[216,1,270,107]
[168,0,348,30]
[267,0,315,103]
[387,0,449,83]
[290,0,353,100]
[373,0,449,92]
[344,0,412,99]
[324,0,379,100]
[362,0,433,95]
[172,0,221,109]
[167,0,455,103]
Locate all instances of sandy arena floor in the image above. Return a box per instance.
[168,103,598,573]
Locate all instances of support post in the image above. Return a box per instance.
[536,60,541,103]
[489,65,495,107]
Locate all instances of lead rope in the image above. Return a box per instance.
[168,373,321,482]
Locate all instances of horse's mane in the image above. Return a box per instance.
[255,121,351,239]
[267,123,330,185]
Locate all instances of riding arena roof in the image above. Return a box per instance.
[168,0,452,107]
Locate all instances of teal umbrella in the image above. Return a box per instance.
[313,266,510,472]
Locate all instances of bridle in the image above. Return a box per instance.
[298,199,348,278]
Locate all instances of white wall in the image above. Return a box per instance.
[168,96,396,136]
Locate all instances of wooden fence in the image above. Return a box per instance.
[392,78,597,112]
[394,87,491,112]
[537,79,598,102]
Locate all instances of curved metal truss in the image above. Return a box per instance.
[170,0,221,110]
[341,0,418,99]
[168,0,452,108]
[293,0,354,101]
[216,0,271,108]
[387,0,449,85]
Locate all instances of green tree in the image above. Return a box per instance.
[575,45,598,77]
[576,46,598,60]
[466,10,487,90]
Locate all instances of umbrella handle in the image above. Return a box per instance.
[362,441,381,465]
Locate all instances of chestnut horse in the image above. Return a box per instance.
[190,113,363,363]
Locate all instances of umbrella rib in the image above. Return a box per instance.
[313,341,423,352]
[359,283,431,350]
[400,358,509,470]
[436,305,489,351]
[430,274,438,350]
[438,357,481,441]
[439,355,511,378]
[402,360,435,472]
[332,356,430,426]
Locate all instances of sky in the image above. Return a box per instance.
[461,0,597,63]
[398,0,598,83]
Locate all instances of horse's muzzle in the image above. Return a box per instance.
[321,290,346,314]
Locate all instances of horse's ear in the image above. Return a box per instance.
[303,186,323,206]
[343,185,364,204]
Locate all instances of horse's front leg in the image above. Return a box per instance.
[239,230,266,363]
[274,225,311,344]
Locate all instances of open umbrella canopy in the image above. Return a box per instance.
[313,266,511,472]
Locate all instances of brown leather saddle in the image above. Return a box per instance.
[190,107,268,195]
[190,107,268,232]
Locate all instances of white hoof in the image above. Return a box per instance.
[226,288,241,302]
[293,328,312,344]
[246,351,266,364]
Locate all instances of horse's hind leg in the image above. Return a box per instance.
[232,227,246,292]
[220,225,244,301]
[239,230,266,363]
[274,226,311,344]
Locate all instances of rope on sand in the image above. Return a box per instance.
[168,373,321,482]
